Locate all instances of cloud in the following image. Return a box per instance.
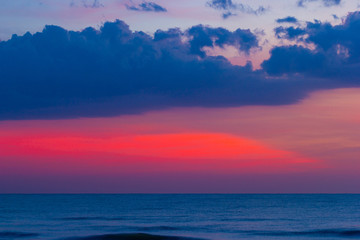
[0,20,270,120]
[297,0,341,7]
[1,15,360,120]
[207,0,237,10]
[222,11,237,19]
[206,0,267,19]
[263,11,360,80]
[323,0,341,6]
[126,2,167,12]
[276,16,299,24]
[332,14,339,20]
[274,26,306,40]
[186,25,259,57]
[70,0,104,8]
[262,46,326,75]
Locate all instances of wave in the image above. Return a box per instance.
[59,217,126,221]
[219,217,295,222]
[249,229,360,237]
[64,233,205,240]
[131,226,180,231]
[0,231,39,238]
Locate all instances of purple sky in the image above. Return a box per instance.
[1,0,360,193]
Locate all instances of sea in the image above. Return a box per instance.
[1,194,360,240]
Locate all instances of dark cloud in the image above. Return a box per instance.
[276,16,299,24]
[187,25,259,57]
[275,11,360,57]
[0,20,277,120]
[206,0,267,19]
[263,11,360,81]
[1,16,360,120]
[274,26,306,40]
[126,2,167,12]
[297,0,341,7]
[262,46,326,76]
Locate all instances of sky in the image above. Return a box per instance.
[1,0,360,193]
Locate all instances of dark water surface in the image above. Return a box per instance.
[1,194,360,240]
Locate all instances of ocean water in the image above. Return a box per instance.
[1,194,360,240]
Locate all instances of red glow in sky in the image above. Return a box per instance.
[1,89,359,193]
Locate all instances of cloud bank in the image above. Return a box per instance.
[1,13,360,120]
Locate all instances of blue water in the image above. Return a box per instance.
[1,194,360,240]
